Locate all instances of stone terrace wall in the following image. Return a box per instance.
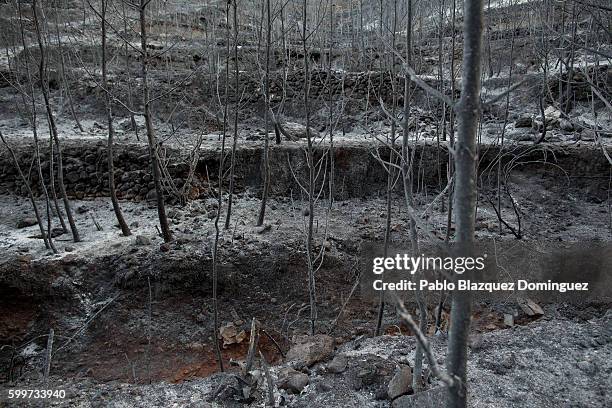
[0,140,608,202]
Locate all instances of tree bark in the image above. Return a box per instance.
[446,0,484,406]
[32,0,80,243]
[102,0,131,237]
[257,0,272,227]
[225,0,240,230]
[139,0,172,242]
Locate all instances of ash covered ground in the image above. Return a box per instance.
[0,0,611,407]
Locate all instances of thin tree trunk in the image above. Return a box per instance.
[53,7,83,133]
[102,0,131,236]
[16,1,56,253]
[446,0,484,406]
[122,0,139,140]
[445,0,457,244]
[48,134,67,233]
[328,2,335,205]
[0,131,55,252]
[225,0,240,230]
[139,0,172,242]
[303,0,317,335]
[401,1,427,390]
[32,0,80,243]
[257,0,272,227]
[375,0,400,337]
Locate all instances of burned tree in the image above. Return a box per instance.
[139,0,172,242]
[446,0,484,406]
[32,0,81,243]
[101,0,131,237]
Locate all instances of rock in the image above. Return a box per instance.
[355,367,379,388]
[118,117,145,131]
[145,189,157,201]
[388,365,413,400]
[503,313,514,327]
[16,217,37,229]
[514,114,532,128]
[65,246,75,252]
[580,129,596,141]
[279,121,322,141]
[219,322,247,347]
[517,297,544,316]
[205,198,219,209]
[135,235,151,246]
[559,119,575,131]
[159,243,171,252]
[66,172,80,184]
[507,130,536,142]
[327,355,348,374]
[544,106,562,122]
[255,224,271,234]
[277,367,310,394]
[286,334,334,367]
[531,119,545,132]
[487,352,517,375]
[469,333,485,351]
[392,386,446,408]
[51,227,65,238]
[316,382,332,392]
[208,373,243,402]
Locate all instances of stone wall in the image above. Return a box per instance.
[0,140,608,202]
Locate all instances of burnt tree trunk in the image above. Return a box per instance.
[446,0,484,406]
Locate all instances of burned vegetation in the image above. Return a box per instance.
[0,0,610,407]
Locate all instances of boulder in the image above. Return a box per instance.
[16,217,38,229]
[145,189,157,201]
[66,171,80,184]
[326,355,348,374]
[118,117,145,132]
[544,106,562,124]
[135,235,151,246]
[286,334,334,367]
[514,114,532,128]
[278,122,322,141]
[392,386,446,408]
[277,367,310,394]
[388,365,413,400]
[580,129,596,141]
[208,373,243,403]
[559,119,575,132]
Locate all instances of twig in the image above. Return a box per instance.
[328,275,360,334]
[392,293,455,388]
[90,213,103,231]
[260,328,285,358]
[43,328,54,384]
[55,294,121,353]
